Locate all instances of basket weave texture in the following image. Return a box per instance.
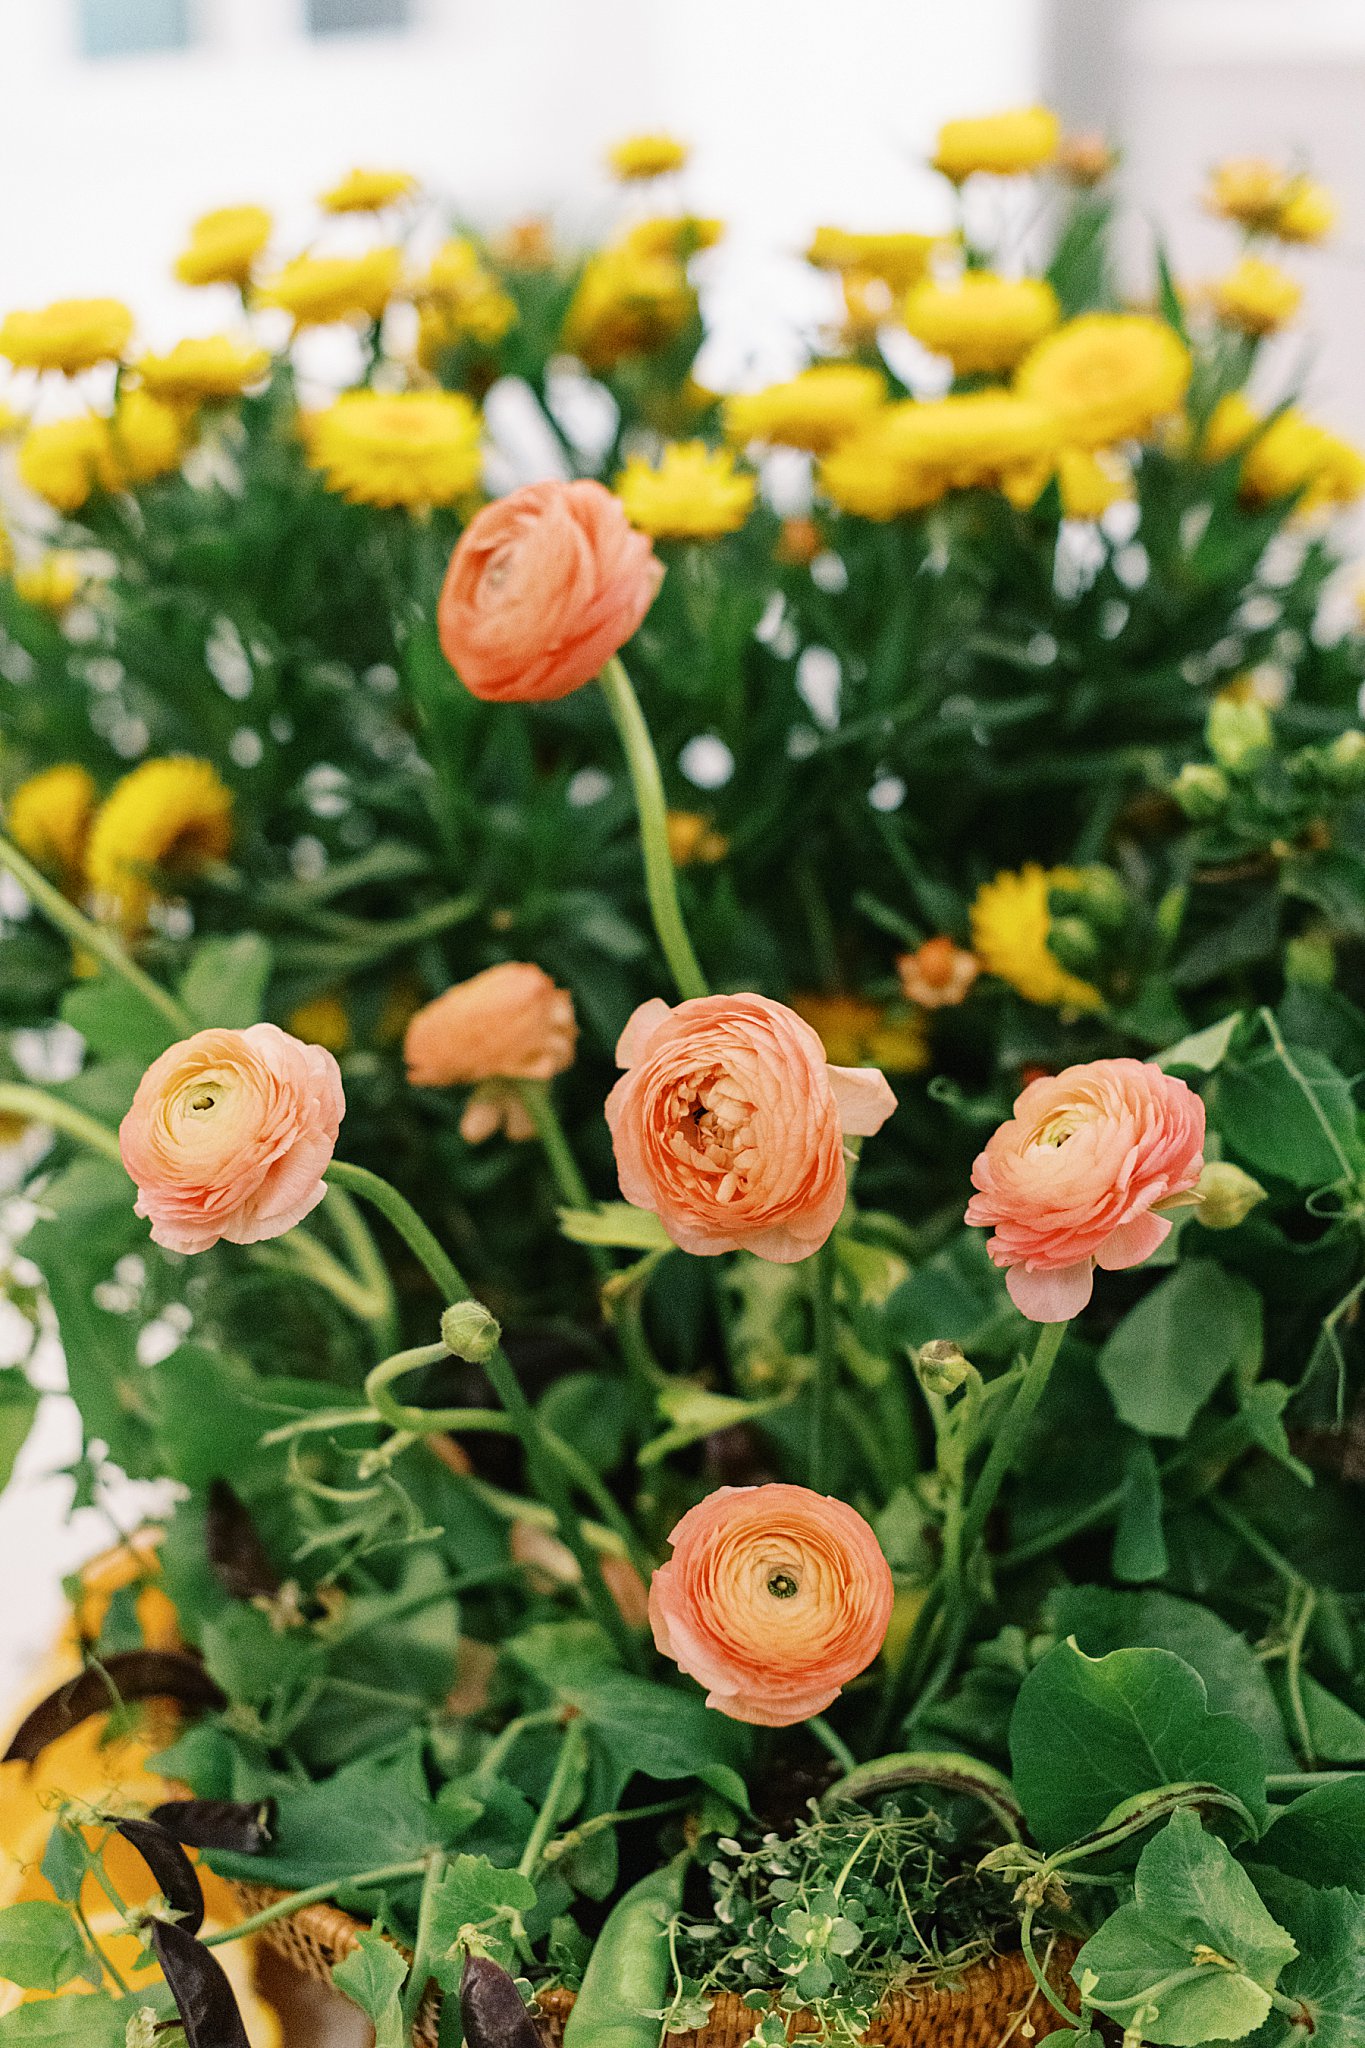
[229,1883,1080,2046]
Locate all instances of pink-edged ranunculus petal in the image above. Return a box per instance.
[1006,1259,1095,1323]
[1095,1211,1172,1271]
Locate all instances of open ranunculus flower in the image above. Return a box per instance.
[119,1025,344,1254]
[605,993,897,1263]
[404,962,577,1089]
[965,1056,1205,1322]
[649,1483,894,1726]
[437,478,663,703]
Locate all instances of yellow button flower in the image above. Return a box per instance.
[970,864,1104,1011]
[1016,312,1191,449]
[6,764,97,890]
[620,214,724,260]
[287,992,353,1054]
[666,811,729,865]
[903,272,1060,376]
[821,389,1059,519]
[318,165,418,213]
[416,237,518,363]
[12,554,85,616]
[562,245,694,371]
[1204,157,1291,231]
[255,246,401,328]
[792,992,929,1074]
[607,132,689,181]
[0,298,133,375]
[1276,178,1335,244]
[615,440,756,539]
[806,228,938,292]
[86,757,234,930]
[932,105,1060,182]
[110,389,186,486]
[1212,255,1302,336]
[174,204,272,287]
[1056,445,1131,520]
[305,389,482,509]
[724,364,888,454]
[17,416,119,513]
[1240,407,1365,512]
[136,334,271,402]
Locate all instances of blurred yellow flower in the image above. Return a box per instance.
[932,106,1060,182]
[496,217,557,270]
[1212,255,1302,336]
[306,389,482,509]
[806,228,937,292]
[1276,179,1336,244]
[0,399,27,439]
[792,992,929,1073]
[1198,391,1259,464]
[136,335,271,402]
[820,390,1059,519]
[110,389,186,486]
[318,166,418,213]
[13,554,84,616]
[86,757,233,930]
[1056,445,1131,520]
[255,247,401,328]
[7,764,97,890]
[903,272,1060,376]
[1016,313,1190,448]
[562,245,694,371]
[667,811,729,865]
[1204,157,1290,231]
[724,364,887,454]
[1056,132,1117,187]
[17,416,119,513]
[621,214,724,260]
[174,205,273,288]
[607,132,689,181]
[970,864,1104,1011]
[416,238,517,364]
[0,298,133,375]
[1241,408,1365,512]
[287,993,352,1053]
[616,440,756,539]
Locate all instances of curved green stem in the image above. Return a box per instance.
[955,1321,1067,1564]
[518,1719,588,1880]
[326,1160,464,1300]
[0,831,190,1030]
[253,1226,393,1323]
[598,655,709,1001]
[401,1847,447,2031]
[323,1180,400,1348]
[516,1078,610,1283]
[202,1860,429,1948]
[0,1083,126,1167]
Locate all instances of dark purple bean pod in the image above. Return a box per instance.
[460,1953,544,2048]
[150,1917,251,2048]
[206,1479,281,1602]
[2,1651,226,1765]
[147,1798,276,1856]
[108,1817,205,1937]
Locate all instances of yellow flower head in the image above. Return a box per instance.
[932,105,1060,183]
[318,166,418,214]
[17,416,119,513]
[724,364,887,455]
[562,246,694,372]
[970,864,1104,1011]
[903,272,1060,376]
[0,298,133,376]
[820,390,1059,519]
[1204,157,1290,231]
[607,132,689,182]
[286,994,352,1054]
[620,215,724,261]
[174,205,273,288]
[1238,406,1365,513]
[1198,391,1259,465]
[615,440,756,540]
[136,335,272,403]
[306,389,482,509]
[255,247,401,328]
[7,765,97,889]
[86,757,234,930]
[1211,256,1302,336]
[13,553,85,616]
[792,993,929,1074]
[1275,179,1335,244]
[1015,313,1191,449]
[806,228,938,293]
[415,238,517,364]
[1056,445,1132,521]
[110,389,187,486]
[666,811,729,866]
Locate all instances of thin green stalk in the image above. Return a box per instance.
[73,1892,132,1999]
[0,1084,126,1167]
[0,831,190,1030]
[597,654,708,1001]
[203,1860,429,1947]
[808,1713,857,1774]
[518,1719,589,1880]
[542,1794,691,1865]
[955,1322,1067,1565]
[474,1708,564,1785]
[323,1180,400,1348]
[401,1848,448,2031]
[326,1161,465,1300]
[516,1077,610,1282]
[253,1226,393,1323]
[808,1237,839,1492]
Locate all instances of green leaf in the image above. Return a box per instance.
[537,1374,628,1475]
[178,933,272,1030]
[0,1994,128,2043]
[1254,1775,1365,1890]
[1112,1437,1169,1583]
[59,979,175,1064]
[638,1383,790,1467]
[1216,1045,1358,1190]
[0,1370,39,1493]
[1098,1262,1262,1440]
[1274,1675,1365,1764]
[425,1855,537,1982]
[0,1902,92,1992]
[1240,1872,1365,2047]
[203,1739,439,1890]
[1158,1012,1243,1074]
[332,1927,408,2048]
[556,1204,673,1251]
[1009,1642,1268,1852]
[1074,1810,1296,2045]
[554,1666,752,1808]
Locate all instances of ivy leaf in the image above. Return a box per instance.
[556,1204,673,1251]
[1097,1262,1261,1439]
[426,1855,537,1981]
[0,1994,128,2043]
[1158,1012,1243,1074]
[1240,1872,1365,2047]
[1215,1045,1359,1190]
[555,1666,752,1809]
[332,1928,408,2048]
[178,934,272,1030]
[1253,1775,1365,1890]
[1009,1642,1267,1852]
[1075,1811,1296,2045]
[201,1739,438,1890]
[0,1901,93,1992]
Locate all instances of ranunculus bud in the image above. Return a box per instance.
[1048,915,1103,977]
[1172,762,1230,821]
[442,1299,502,1363]
[1193,1160,1267,1231]
[917,1339,971,1395]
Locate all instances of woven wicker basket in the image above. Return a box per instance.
[229,1883,1080,2046]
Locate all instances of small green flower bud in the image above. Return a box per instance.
[1193,1160,1267,1231]
[1075,865,1129,933]
[1327,728,1365,784]
[1172,761,1230,821]
[1206,692,1272,770]
[1048,915,1103,975]
[917,1339,971,1395]
[1286,932,1336,988]
[441,1299,502,1363]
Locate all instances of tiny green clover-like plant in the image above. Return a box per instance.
[1074,1810,1298,2046]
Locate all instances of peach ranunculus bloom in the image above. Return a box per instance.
[437,479,663,703]
[965,1056,1205,1323]
[897,935,980,1010]
[649,1483,894,1726]
[119,1025,344,1255]
[605,993,897,1264]
[404,963,577,1146]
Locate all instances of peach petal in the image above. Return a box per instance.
[1005,1259,1095,1322]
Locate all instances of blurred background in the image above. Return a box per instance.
[2,0,1364,1690]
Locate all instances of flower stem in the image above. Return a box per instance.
[0,1084,126,1167]
[518,1718,589,1880]
[954,1320,1067,1565]
[808,1713,857,1775]
[515,1077,609,1280]
[202,1860,429,1948]
[807,1237,839,1492]
[253,1227,394,1324]
[0,831,190,1031]
[597,655,709,1002]
[400,1847,448,2032]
